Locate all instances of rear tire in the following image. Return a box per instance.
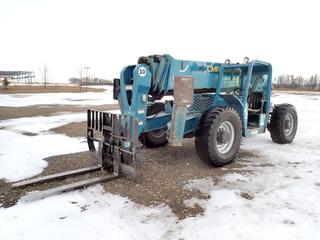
[268,104,298,144]
[144,128,168,147]
[141,102,168,148]
[195,107,242,166]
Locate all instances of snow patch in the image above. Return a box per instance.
[0,113,86,134]
[0,89,116,107]
[183,197,208,209]
[184,178,214,194]
[222,172,249,183]
[0,185,176,240]
[0,113,92,182]
[0,130,87,182]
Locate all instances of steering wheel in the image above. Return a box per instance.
[233,88,243,96]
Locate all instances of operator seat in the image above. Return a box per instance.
[248,92,264,113]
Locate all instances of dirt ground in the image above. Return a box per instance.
[0,104,118,120]
[0,140,258,219]
[0,92,259,219]
[0,85,105,94]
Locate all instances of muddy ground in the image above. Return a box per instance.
[0,99,259,219]
[0,85,104,94]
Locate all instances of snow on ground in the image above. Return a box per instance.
[0,86,116,107]
[0,86,118,181]
[170,93,320,240]
[184,178,214,195]
[0,113,89,182]
[0,92,320,239]
[0,113,86,134]
[0,130,87,182]
[0,87,115,181]
[0,186,176,240]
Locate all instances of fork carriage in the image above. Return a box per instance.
[87,110,142,178]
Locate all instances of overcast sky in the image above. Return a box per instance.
[0,0,319,83]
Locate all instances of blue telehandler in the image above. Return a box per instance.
[87,54,298,177]
[13,55,298,200]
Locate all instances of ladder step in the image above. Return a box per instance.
[22,174,118,202]
[12,165,102,188]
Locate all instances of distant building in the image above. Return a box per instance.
[0,71,35,83]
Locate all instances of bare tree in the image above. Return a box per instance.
[273,74,320,90]
[39,63,49,88]
[2,77,10,89]
[309,74,318,89]
[84,66,90,92]
[77,65,84,89]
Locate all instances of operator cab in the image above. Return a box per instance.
[219,62,272,136]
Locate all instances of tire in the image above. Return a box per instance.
[144,128,168,147]
[141,102,168,148]
[195,107,242,167]
[268,104,298,144]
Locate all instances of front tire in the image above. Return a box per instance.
[195,107,242,166]
[141,102,168,148]
[144,128,168,147]
[268,104,298,144]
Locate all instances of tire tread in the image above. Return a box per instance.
[195,107,242,166]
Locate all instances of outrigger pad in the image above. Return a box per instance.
[87,110,142,178]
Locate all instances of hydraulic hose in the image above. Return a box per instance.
[138,55,171,100]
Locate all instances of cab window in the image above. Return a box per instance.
[220,68,242,94]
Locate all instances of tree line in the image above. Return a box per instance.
[273,74,319,90]
[69,77,113,86]
[68,74,320,89]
